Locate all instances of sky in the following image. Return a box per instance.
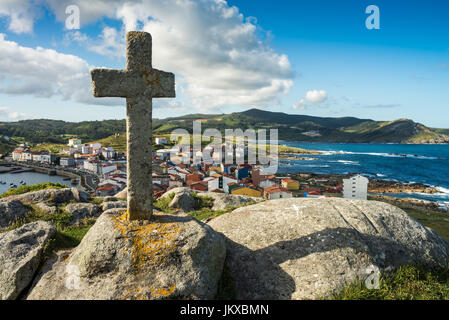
[0,0,448,128]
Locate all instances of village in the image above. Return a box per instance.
[8,136,369,201]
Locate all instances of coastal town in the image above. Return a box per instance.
[5,136,374,202]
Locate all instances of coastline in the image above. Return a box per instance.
[286,170,447,213]
[0,161,90,192]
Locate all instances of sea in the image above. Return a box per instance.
[277,142,449,205]
[0,171,70,194]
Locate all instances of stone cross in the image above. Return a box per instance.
[91,31,175,220]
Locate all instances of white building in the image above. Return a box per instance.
[155,137,168,145]
[68,138,82,147]
[60,158,75,167]
[343,175,369,200]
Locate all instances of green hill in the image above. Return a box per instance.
[0,109,447,147]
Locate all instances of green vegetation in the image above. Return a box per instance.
[331,265,449,300]
[30,143,66,154]
[0,119,126,144]
[2,109,447,146]
[91,133,127,153]
[0,182,66,198]
[153,192,176,214]
[1,202,95,258]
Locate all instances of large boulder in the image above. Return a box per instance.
[27,209,226,300]
[199,192,261,211]
[0,200,28,228]
[0,221,56,300]
[161,188,196,212]
[2,188,87,204]
[208,198,449,300]
[65,203,100,224]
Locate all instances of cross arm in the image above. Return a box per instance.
[91,69,137,98]
[91,68,175,98]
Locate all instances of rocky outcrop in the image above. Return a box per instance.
[27,209,226,300]
[114,188,127,199]
[101,201,127,211]
[36,202,57,215]
[208,198,449,300]
[0,200,28,228]
[0,221,56,300]
[103,196,118,202]
[198,192,260,211]
[161,188,196,212]
[65,203,100,225]
[2,188,89,205]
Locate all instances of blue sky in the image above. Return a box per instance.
[0,0,448,128]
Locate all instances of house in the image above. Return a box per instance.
[68,138,82,147]
[153,174,170,187]
[259,177,275,189]
[21,150,32,162]
[101,163,118,177]
[186,173,201,187]
[343,174,369,200]
[229,184,262,198]
[235,166,249,180]
[40,154,56,164]
[305,190,324,198]
[222,174,238,193]
[81,145,93,155]
[60,158,75,167]
[263,187,292,200]
[90,143,102,153]
[281,178,300,191]
[12,150,22,161]
[190,181,208,192]
[32,152,42,162]
[204,177,219,192]
[96,183,119,197]
[155,137,168,145]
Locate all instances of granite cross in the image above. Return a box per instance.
[91,31,175,220]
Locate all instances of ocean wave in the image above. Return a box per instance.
[319,150,437,160]
[299,164,331,168]
[333,160,360,165]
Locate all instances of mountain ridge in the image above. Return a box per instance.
[0,109,447,146]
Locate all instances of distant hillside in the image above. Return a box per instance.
[153,109,449,144]
[0,109,447,146]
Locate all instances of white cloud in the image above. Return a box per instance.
[0,33,121,106]
[0,0,35,34]
[0,0,294,112]
[293,89,328,110]
[53,0,294,111]
[0,106,31,121]
[304,90,327,104]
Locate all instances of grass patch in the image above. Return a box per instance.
[153,192,175,214]
[89,197,104,205]
[331,265,449,300]
[1,182,66,198]
[43,225,93,258]
[189,209,228,221]
[191,192,214,210]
